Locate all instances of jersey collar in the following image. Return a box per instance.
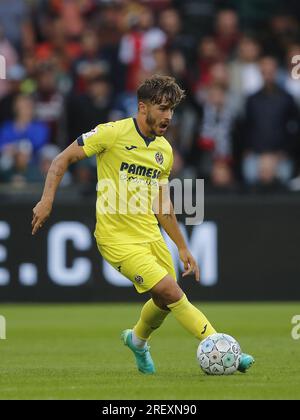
[133,118,156,147]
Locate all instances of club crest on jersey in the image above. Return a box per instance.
[134,275,144,285]
[155,152,164,165]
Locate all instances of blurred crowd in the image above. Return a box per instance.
[1,0,300,194]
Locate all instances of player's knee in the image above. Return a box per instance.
[151,295,169,310]
[151,275,183,307]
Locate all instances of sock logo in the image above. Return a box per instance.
[201,324,208,335]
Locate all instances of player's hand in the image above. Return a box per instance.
[32,199,52,235]
[179,248,200,282]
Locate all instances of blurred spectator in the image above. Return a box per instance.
[195,85,237,188]
[47,0,95,39]
[0,0,30,51]
[38,144,72,186]
[0,142,71,187]
[279,43,300,108]
[193,37,221,91]
[0,26,18,98]
[21,52,39,95]
[66,76,112,142]
[0,94,49,156]
[0,65,26,125]
[229,36,263,105]
[139,47,169,81]
[242,56,299,187]
[264,14,300,62]
[173,0,215,38]
[210,61,230,89]
[0,140,40,186]
[111,91,138,121]
[166,51,196,171]
[72,28,112,93]
[119,5,166,92]
[168,49,188,83]
[232,0,284,29]
[168,48,193,104]
[73,156,97,196]
[214,9,240,59]
[35,18,82,68]
[159,8,195,61]
[139,0,172,11]
[194,62,239,115]
[167,102,198,177]
[33,64,65,146]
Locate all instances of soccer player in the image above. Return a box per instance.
[32,75,254,374]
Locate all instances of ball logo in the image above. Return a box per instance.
[155,152,164,165]
[231,344,239,354]
[134,275,144,285]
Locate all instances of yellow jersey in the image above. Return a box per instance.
[79,117,173,245]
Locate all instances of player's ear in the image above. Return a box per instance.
[138,101,147,115]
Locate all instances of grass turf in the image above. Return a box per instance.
[0,302,300,400]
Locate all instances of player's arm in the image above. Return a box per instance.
[31,141,87,235]
[154,184,200,281]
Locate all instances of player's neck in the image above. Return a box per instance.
[135,115,154,139]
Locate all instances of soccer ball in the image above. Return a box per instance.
[197,333,241,375]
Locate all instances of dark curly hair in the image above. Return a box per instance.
[137,75,186,108]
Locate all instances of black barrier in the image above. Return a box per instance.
[0,195,300,301]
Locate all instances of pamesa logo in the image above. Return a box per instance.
[0,315,6,340]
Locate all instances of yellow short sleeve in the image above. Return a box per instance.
[78,122,118,157]
[159,150,174,185]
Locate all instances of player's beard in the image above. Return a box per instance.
[146,112,160,137]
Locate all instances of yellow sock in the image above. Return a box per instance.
[167,294,216,340]
[134,299,169,340]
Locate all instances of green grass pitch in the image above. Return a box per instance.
[0,302,300,400]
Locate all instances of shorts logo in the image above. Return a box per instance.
[155,152,164,165]
[134,275,144,285]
